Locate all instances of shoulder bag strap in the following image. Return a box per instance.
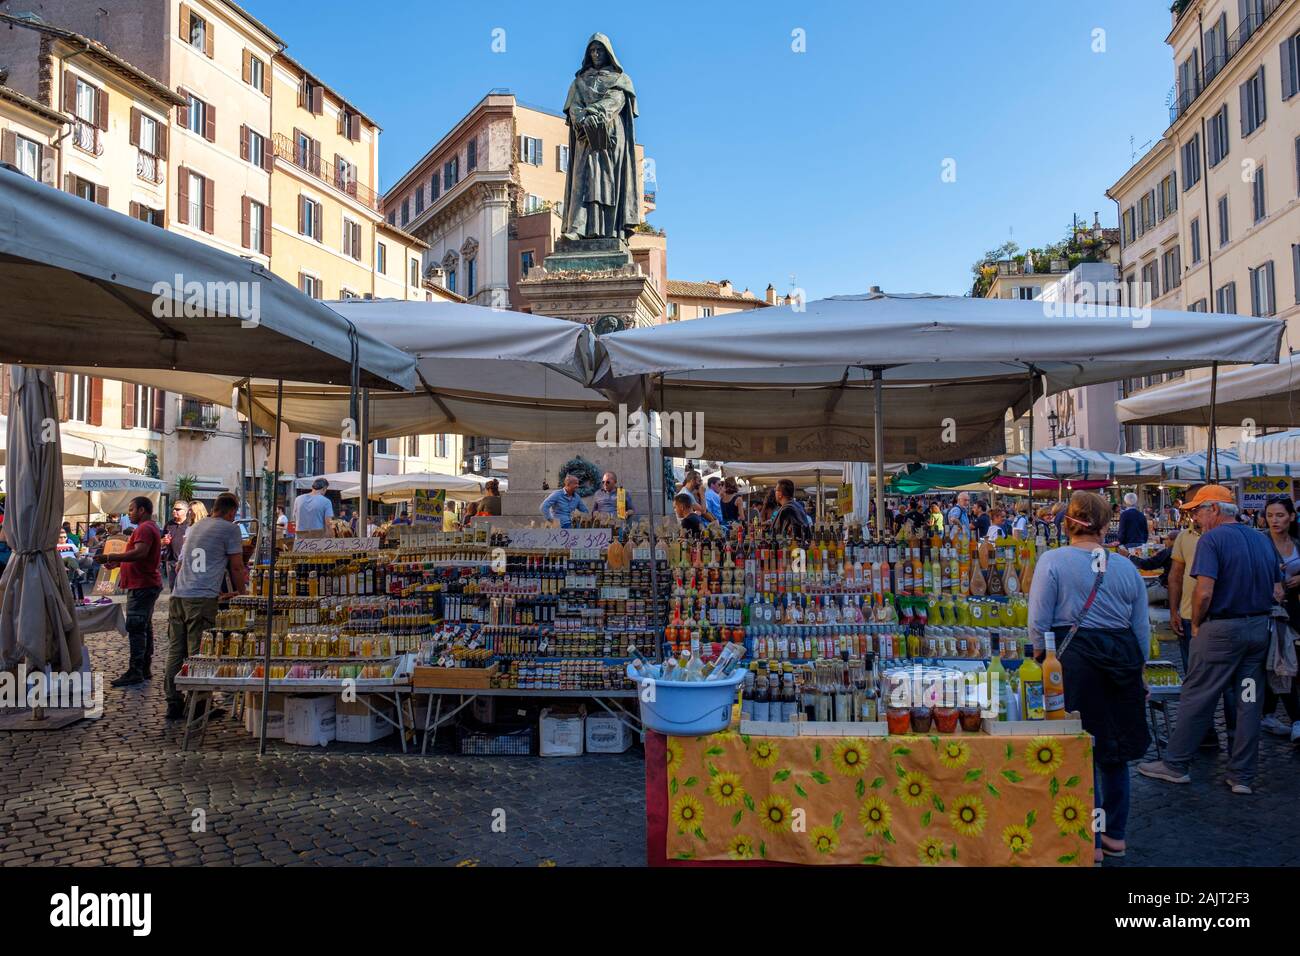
[1057,569,1105,658]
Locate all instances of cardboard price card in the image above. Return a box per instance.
[505,528,612,551]
[291,536,380,553]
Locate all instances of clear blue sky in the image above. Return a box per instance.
[244,0,1175,298]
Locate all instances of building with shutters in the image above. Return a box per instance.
[382,91,655,309]
[0,83,62,185]
[0,11,192,499]
[1106,0,1300,458]
[0,1,463,511]
[269,51,418,301]
[0,0,282,508]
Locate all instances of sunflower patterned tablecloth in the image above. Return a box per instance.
[646,731,1095,867]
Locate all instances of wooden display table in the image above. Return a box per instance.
[646,729,1095,867]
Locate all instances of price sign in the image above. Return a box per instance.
[292,536,379,553]
[504,527,612,551]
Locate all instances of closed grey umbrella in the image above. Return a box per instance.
[0,366,82,672]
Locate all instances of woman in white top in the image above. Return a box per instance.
[1012,502,1030,538]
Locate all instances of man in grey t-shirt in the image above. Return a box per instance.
[164,493,248,720]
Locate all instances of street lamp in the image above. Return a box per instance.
[1047,408,1059,446]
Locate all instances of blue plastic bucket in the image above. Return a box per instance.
[626,664,746,736]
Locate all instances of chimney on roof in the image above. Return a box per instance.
[765,284,777,305]
[718,279,732,295]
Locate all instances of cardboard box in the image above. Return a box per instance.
[584,714,634,753]
[243,692,285,740]
[539,705,586,757]
[335,697,394,743]
[284,695,336,747]
[412,663,497,689]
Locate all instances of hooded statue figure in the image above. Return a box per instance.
[561,34,641,242]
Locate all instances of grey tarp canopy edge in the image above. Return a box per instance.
[0,166,416,391]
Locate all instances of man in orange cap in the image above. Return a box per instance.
[1139,484,1283,794]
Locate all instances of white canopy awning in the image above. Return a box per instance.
[336,470,488,503]
[294,470,360,491]
[1238,429,1300,465]
[1161,448,1300,480]
[0,416,145,469]
[592,292,1284,461]
[60,466,165,517]
[1001,445,1165,479]
[1124,449,1169,462]
[722,462,849,482]
[0,166,416,391]
[1116,352,1300,427]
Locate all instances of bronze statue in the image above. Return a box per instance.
[561,34,641,243]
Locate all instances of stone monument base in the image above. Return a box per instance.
[510,255,669,520]
[544,236,634,273]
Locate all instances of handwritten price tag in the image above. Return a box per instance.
[505,528,612,551]
[292,536,380,553]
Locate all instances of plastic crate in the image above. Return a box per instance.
[457,724,533,756]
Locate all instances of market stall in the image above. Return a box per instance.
[0,166,417,745]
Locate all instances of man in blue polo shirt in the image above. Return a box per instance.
[540,473,589,528]
[1139,484,1281,794]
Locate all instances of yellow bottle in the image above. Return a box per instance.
[1020,644,1045,719]
[1042,631,1067,720]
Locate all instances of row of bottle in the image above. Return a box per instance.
[501,659,632,691]
[180,659,397,681]
[985,632,1067,721]
[196,628,411,659]
[663,523,1060,598]
[745,627,1036,663]
[248,557,384,598]
[740,656,881,724]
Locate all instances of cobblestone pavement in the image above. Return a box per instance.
[0,600,1296,866]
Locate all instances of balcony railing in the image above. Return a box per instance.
[272,132,379,211]
[177,397,221,432]
[1168,0,1286,125]
[73,119,101,156]
[136,150,161,184]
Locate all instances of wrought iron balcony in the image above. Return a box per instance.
[177,397,221,432]
[73,119,101,156]
[1168,0,1286,125]
[136,150,161,183]
[272,132,379,211]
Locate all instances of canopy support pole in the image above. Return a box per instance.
[872,367,885,536]
[1026,369,1036,519]
[257,378,284,758]
[1208,361,1220,482]
[243,383,258,521]
[359,388,370,536]
[641,375,662,662]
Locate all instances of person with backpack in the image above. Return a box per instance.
[771,478,811,542]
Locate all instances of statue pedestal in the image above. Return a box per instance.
[508,257,668,520]
[518,244,664,330]
[545,236,634,273]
